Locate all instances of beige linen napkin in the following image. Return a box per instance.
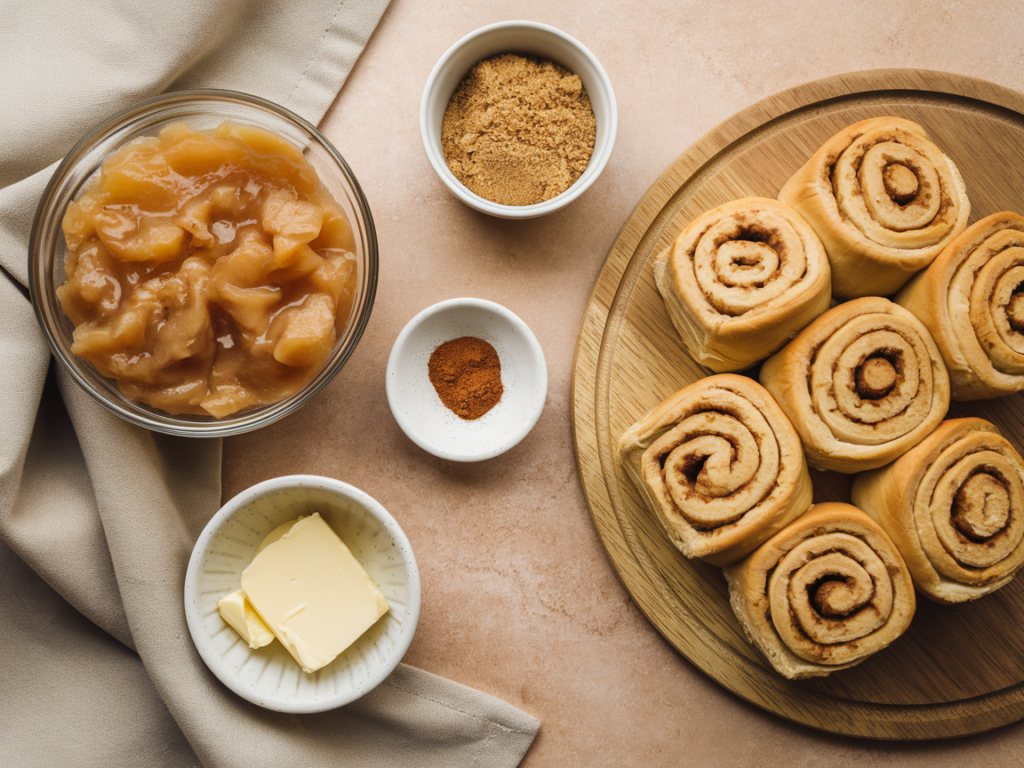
[0,2,539,766]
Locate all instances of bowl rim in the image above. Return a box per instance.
[419,20,618,219]
[386,297,548,461]
[183,474,421,713]
[28,88,378,438]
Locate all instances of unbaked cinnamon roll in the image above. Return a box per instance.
[759,296,950,473]
[617,374,813,567]
[779,116,970,298]
[896,212,1024,400]
[653,197,831,372]
[851,418,1024,604]
[724,502,916,679]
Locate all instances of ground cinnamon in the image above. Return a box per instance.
[441,53,597,206]
[428,336,503,420]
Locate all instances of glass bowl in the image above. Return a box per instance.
[28,90,378,437]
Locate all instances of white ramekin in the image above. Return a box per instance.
[386,298,547,461]
[420,21,617,219]
[184,475,420,712]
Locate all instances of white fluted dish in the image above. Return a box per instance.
[184,475,420,713]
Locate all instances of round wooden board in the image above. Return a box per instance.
[570,70,1024,740]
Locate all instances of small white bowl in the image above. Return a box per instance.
[420,20,617,219]
[184,475,420,713]
[387,298,547,461]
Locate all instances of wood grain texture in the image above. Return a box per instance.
[570,70,1024,739]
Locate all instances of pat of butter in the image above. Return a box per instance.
[257,517,304,553]
[217,589,276,649]
[241,513,389,673]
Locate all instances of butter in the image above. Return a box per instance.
[217,589,276,649]
[241,513,389,673]
[216,521,300,649]
[256,517,304,554]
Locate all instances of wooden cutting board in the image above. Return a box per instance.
[570,69,1024,739]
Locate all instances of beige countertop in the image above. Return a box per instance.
[223,1,1024,765]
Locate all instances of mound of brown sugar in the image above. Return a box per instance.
[441,53,597,206]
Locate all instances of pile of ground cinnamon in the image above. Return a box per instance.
[428,336,503,420]
[441,53,597,206]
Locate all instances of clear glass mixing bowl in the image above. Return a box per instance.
[29,90,377,437]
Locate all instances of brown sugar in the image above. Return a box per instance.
[441,53,597,206]
[428,336,503,420]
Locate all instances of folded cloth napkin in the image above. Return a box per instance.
[0,2,540,766]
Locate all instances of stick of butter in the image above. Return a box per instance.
[241,512,390,673]
[217,589,276,649]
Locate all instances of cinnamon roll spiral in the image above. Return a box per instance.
[724,502,916,679]
[653,197,831,372]
[851,418,1024,604]
[896,212,1024,399]
[617,374,813,566]
[759,296,950,473]
[779,116,970,298]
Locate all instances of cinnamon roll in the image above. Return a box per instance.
[759,296,950,473]
[617,374,813,567]
[724,502,916,679]
[851,418,1024,604]
[896,212,1024,399]
[779,116,970,298]
[653,197,831,372]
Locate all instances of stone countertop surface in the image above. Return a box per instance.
[223,1,1024,766]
